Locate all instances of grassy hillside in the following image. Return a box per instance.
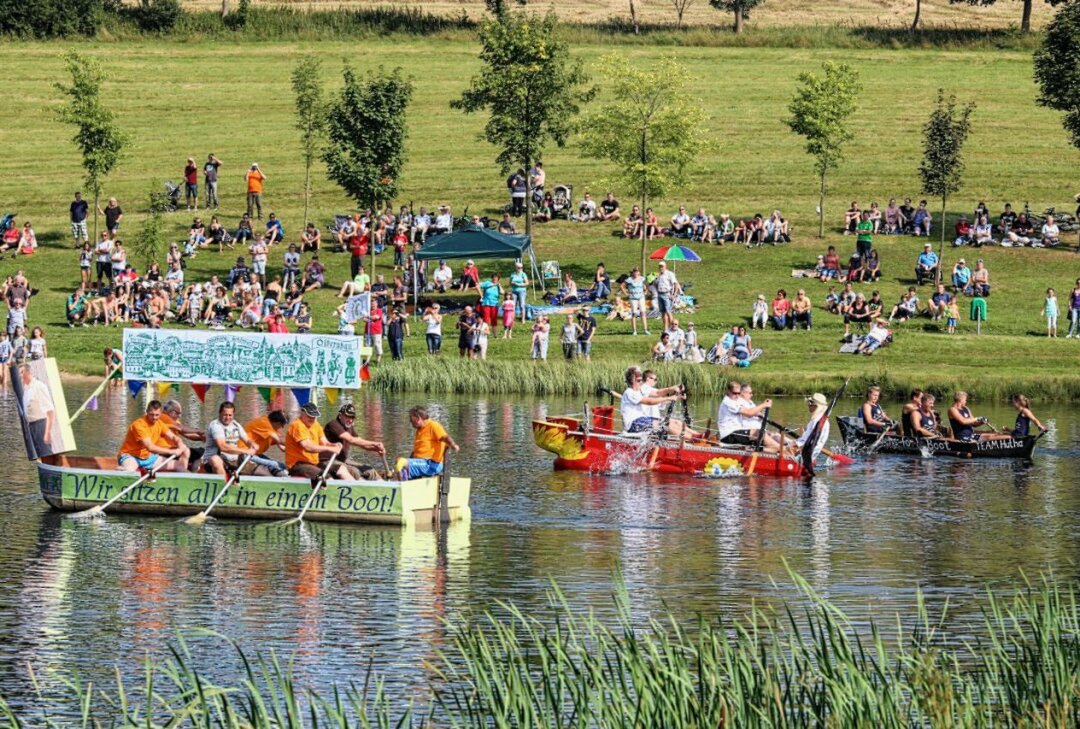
[1,38,1078,397]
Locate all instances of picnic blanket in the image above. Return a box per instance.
[526,303,612,320]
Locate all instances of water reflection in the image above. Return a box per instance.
[0,386,1077,712]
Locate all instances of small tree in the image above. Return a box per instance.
[452,10,592,242]
[130,186,169,272]
[672,0,697,28]
[579,55,706,271]
[291,55,326,229]
[55,51,128,242]
[709,0,765,33]
[1035,0,1080,247]
[323,65,413,274]
[919,90,975,280]
[484,0,527,16]
[786,61,861,238]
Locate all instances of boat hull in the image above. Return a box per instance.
[532,416,811,478]
[836,417,1038,460]
[37,455,471,527]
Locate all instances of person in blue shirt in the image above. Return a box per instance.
[509,261,529,323]
[951,258,971,292]
[264,212,284,246]
[912,200,932,236]
[478,273,503,331]
[915,243,939,285]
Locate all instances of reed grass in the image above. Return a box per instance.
[6,570,1079,726]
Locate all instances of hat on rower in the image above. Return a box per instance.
[301,402,321,418]
[807,392,828,408]
[339,402,356,418]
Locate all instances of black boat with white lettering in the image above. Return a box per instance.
[835,416,1040,461]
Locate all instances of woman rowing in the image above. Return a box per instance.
[947,391,1008,442]
[1010,394,1047,439]
[900,388,923,436]
[859,385,894,433]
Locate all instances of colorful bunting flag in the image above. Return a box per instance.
[128,380,145,398]
[258,386,273,405]
[156,382,172,398]
[324,387,339,405]
[86,396,99,412]
[224,384,239,404]
[271,388,286,411]
[191,383,209,402]
[292,388,311,407]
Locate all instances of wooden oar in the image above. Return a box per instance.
[68,365,120,425]
[746,406,771,476]
[380,451,392,480]
[182,455,252,526]
[67,454,178,520]
[277,452,337,526]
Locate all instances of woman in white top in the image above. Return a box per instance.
[423,304,443,355]
[1041,216,1061,247]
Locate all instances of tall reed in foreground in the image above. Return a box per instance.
[4,571,1079,726]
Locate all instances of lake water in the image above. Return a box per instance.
[1,383,1078,712]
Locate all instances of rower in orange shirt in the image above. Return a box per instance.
[118,400,189,472]
[243,409,289,477]
[397,405,459,480]
[284,402,351,481]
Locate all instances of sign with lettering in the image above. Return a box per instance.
[122,330,365,389]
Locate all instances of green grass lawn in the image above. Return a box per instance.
[1,38,1078,398]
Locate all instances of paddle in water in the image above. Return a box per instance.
[67,454,178,520]
[182,455,253,526]
[275,452,337,526]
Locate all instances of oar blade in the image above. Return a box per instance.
[67,505,104,520]
[181,511,212,526]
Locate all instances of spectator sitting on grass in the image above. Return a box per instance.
[456,260,480,291]
[1003,213,1034,246]
[866,248,882,281]
[597,193,621,222]
[927,283,952,321]
[752,293,768,328]
[576,193,597,222]
[623,206,643,238]
[226,257,250,288]
[915,243,939,285]
[234,213,254,245]
[534,195,553,223]
[843,293,872,338]
[884,198,904,234]
[645,208,661,239]
[966,259,990,297]
[434,205,453,235]
[888,290,918,322]
[899,198,916,233]
[765,210,790,243]
[189,217,207,249]
[302,222,321,252]
[1039,215,1060,248]
[560,271,579,301]
[953,216,973,247]
[912,200,932,236]
[432,260,453,292]
[590,263,611,300]
[997,203,1017,236]
[846,253,864,284]
[717,213,735,244]
[823,285,841,314]
[651,331,673,362]
[867,201,882,233]
[951,258,971,292]
[301,255,325,293]
[690,208,708,240]
[771,289,791,330]
[843,201,860,234]
[497,213,516,234]
[974,215,994,246]
[264,212,284,246]
[792,289,812,330]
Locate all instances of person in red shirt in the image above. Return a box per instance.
[366,305,384,363]
[954,216,973,246]
[265,304,289,333]
[184,157,198,211]
[349,223,369,279]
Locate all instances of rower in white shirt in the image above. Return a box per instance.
[718,382,781,452]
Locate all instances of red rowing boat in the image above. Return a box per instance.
[533,406,813,478]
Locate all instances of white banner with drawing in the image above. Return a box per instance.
[123,330,365,389]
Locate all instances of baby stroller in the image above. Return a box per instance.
[552,184,573,220]
[0,213,14,236]
[151,181,182,212]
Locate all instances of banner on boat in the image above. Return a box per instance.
[122,330,366,389]
[12,358,77,460]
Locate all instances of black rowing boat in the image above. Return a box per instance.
[836,416,1039,461]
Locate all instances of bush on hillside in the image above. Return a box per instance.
[130,0,183,33]
[224,0,251,30]
[0,0,101,37]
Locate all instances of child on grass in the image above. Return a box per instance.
[531,315,549,361]
[28,326,47,360]
[946,300,960,334]
[1045,288,1059,338]
[0,332,10,387]
[501,292,515,339]
[11,326,27,364]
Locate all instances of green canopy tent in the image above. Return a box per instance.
[411,226,543,312]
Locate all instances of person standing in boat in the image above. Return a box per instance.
[859,386,895,433]
[792,393,830,460]
[899,389,924,436]
[1010,394,1047,439]
[911,395,940,439]
[118,400,190,472]
[398,405,459,480]
[322,403,386,479]
[618,366,690,436]
[285,402,351,482]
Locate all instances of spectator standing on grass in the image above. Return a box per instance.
[622,267,649,336]
[70,192,89,246]
[508,169,527,217]
[577,307,596,361]
[560,315,578,361]
[509,260,528,323]
[423,304,443,355]
[78,243,92,290]
[855,211,873,259]
[457,306,479,360]
[1068,279,1080,338]
[184,157,199,211]
[245,164,265,220]
[204,153,221,209]
[100,197,123,235]
[654,261,680,332]
[249,237,268,287]
[388,310,406,361]
[1045,288,1059,338]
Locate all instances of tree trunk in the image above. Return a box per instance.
[1021,0,1032,33]
[910,0,921,32]
[629,0,639,34]
[221,0,229,17]
[524,155,533,243]
[640,191,648,273]
[734,8,743,33]
[818,171,826,238]
[92,189,100,243]
[302,162,311,229]
[938,195,947,284]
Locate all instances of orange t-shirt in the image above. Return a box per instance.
[285,419,323,469]
[246,170,264,194]
[119,415,171,460]
[411,420,448,463]
[245,415,279,455]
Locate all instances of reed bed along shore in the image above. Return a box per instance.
[4,571,1078,726]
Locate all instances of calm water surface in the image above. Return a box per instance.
[1,383,1079,710]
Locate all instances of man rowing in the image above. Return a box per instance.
[162,399,206,470]
[717,381,781,452]
[859,386,895,433]
[900,389,924,436]
[118,400,190,472]
[202,401,273,476]
[322,402,387,479]
[398,405,459,480]
[619,366,692,437]
[243,409,290,477]
[911,394,940,438]
[284,402,352,481]
[947,391,1006,442]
